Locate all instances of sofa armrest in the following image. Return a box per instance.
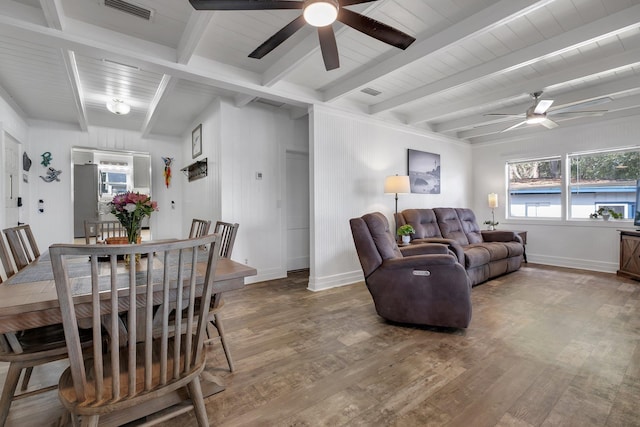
[411,237,465,263]
[481,230,523,244]
[381,254,457,270]
[399,243,449,257]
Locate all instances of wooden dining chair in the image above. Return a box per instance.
[189,218,211,239]
[0,236,89,427]
[50,234,220,427]
[2,224,40,271]
[204,221,240,372]
[83,220,125,244]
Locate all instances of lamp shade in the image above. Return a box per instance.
[384,175,411,194]
[488,193,498,208]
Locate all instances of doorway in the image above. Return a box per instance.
[286,151,310,271]
[3,132,20,229]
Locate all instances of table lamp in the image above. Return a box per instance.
[488,192,498,227]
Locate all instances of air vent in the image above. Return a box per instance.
[254,98,286,108]
[361,87,382,96]
[103,0,154,21]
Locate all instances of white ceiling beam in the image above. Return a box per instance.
[142,11,213,137]
[322,0,555,102]
[0,13,322,108]
[177,10,213,65]
[40,0,88,131]
[141,75,177,138]
[408,48,640,125]
[371,3,640,115]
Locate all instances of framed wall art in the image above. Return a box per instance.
[408,149,441,194]
[192,124,202,159]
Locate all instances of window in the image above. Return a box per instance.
[508,158,562,218]
[507,148,640,221]
[569,149,639,219]
[99,170,130,198]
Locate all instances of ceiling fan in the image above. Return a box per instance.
[189,0,416,71]
[484,91,611,133]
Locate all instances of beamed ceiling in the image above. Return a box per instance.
[0,0,639,143]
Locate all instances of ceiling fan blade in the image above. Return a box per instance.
[189,0,303,10]
[550,97,613,114]
[484,113,524,117]
[340,0,378,5]
[534,99,554,114]
[501,121,527,132]
[249,15,306,59]
[540,118,559,129]
[318,26,340,71]
[337,8,415,50]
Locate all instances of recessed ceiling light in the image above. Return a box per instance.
[106,98,131,115]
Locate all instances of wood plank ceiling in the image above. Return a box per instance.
[0,0,638,143]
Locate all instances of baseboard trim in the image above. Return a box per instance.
[307,270,364,292]
[528,254,617,273]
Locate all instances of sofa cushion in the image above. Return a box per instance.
[468,242,508,261]
[362,212,402,260]
[401,209,442,239]
[455,208,483,244]
[463,246,490,268]
[433,208,469,245]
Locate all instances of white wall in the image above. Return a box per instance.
[26,122,182,251]
[182,98,308,284]
[308,105,474,291]
[471,114,640,273]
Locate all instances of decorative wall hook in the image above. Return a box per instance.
[41,152,52,167]
[40,167,62,182]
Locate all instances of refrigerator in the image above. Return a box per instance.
[74,164,99,238]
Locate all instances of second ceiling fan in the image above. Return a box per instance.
[485,91,611,133]
[189,0,416,71]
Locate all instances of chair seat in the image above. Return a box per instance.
[58,338,206,416]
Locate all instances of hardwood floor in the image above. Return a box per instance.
[2,264,639,426]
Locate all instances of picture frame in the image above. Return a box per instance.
[408,149,441,194]
[192,124,202,159]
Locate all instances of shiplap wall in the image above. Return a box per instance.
[471,114,640,273]
[309,105,473,290]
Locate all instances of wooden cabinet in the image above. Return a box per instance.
[617,230,640,280]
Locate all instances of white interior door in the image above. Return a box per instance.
[3,133,20,228]
[286,151,310,271]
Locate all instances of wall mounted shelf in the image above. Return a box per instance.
[181,158,207,182]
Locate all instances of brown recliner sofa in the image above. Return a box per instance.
[396,208,524,286]
[350,212,472,328]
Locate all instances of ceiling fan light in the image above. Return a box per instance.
[106,98,131,115]
[303,0,338,27]
[526,115,545,124]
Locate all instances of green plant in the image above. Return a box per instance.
[591,207,623,219]
[396,224,415,236]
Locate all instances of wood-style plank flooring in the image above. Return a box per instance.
[2,264,639,426]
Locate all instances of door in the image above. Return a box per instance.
[3,133,20,228]
[286,151,309,271]
[73,164,99,237]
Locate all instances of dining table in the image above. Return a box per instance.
[0,247,257,423]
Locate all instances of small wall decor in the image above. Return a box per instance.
[41,151,52,167]
[23,152,32,171]
[162,157,173,188]
[408,149,441,194]
[192,124,202,159]
[40,167,62,182]
[181,158,207,182]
